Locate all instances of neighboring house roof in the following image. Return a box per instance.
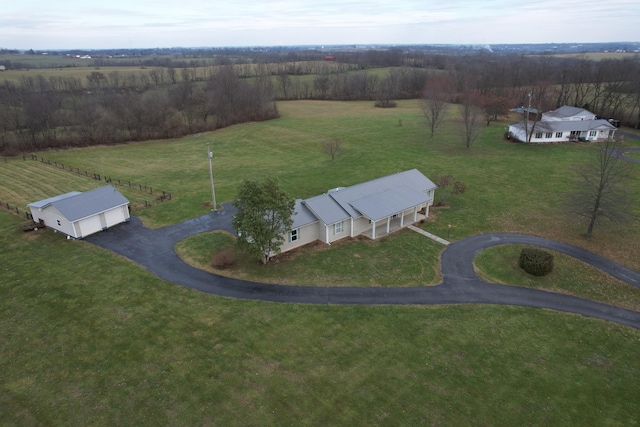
[510,118,616,134]
[28,186,129,222]
[292,169,436,227]
[544,105,592,120]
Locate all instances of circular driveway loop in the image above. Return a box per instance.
[86,202,640,330]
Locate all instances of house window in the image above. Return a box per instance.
[334,221,343,234]
[545,132,553,138]
[288,228,299,242]
[535,132,543,139]
[570,130,580,136]
[56,220,61,226]
[589,131,597,137]
[556,132,563,138]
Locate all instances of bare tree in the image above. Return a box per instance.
[521,81,555,143]
[420,75,453,138]
[322,138,342,160]
[460,93,483,149]
[277,71,290,99]
[566,139,632,238]
[313,70,330,99]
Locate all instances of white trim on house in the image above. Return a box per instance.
[277,169,437,255]
[508,106,617,143]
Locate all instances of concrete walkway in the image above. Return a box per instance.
[408,225,450,245]
[86,204,640,330]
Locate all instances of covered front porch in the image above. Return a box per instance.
[361,210,427,240]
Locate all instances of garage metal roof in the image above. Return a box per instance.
[28,191,82,209]
[29,186,129,222]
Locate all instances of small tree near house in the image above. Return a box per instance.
[232,177,295,264]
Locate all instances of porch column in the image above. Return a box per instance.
[350,217,354,237]
[372,220,376,239]
[413,206,418,222]
[386,217,390,234]
[400,211,404,228]
[325,224,329,243]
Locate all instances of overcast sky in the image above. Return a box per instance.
[2,0,639,50]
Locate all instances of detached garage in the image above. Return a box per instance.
[28,186,130,239]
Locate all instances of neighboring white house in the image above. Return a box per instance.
[28,186,130,239]
[278,169,437,254]
[508,105,617,143]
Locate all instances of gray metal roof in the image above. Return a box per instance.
[28,191,82,209]
[289,169,436,227]
[329,169,436,219]
[349,186,430,221]
[30,186,129,222]
[544,105,593,119]
[303,193,351,226]
[512,119,616,134]
[291,199,319,228]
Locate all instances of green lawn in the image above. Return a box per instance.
[175,228,443,287]
[624,150,640,160]
[2,100,640,424]
[5,100,639,268]
[1,211,640,425]
[474,245,640,311]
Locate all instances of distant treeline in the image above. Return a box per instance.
[1,50,640,154]
[0,65,277,154]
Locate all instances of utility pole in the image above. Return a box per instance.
[207,143,216,211]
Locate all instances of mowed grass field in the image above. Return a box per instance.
[4,99,639,267]
[1,100,640,425]
[2,209,640,426]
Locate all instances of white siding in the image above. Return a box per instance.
[76,215,103,238]
[103,205,129,227]
[38,206,76,237]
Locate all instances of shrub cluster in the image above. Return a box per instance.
[519,248,554,276]
[212,249,237,269]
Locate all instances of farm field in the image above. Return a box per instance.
[4,99,639,268]
[1,99,640,425]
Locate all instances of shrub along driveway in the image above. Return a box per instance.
[86,202,640,329]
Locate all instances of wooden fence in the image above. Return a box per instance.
[0,155,175,220]
[0,199,33,221]
[22,154,173,203]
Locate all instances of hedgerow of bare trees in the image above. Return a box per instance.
[0,65,278,154]
[3,48,640,154]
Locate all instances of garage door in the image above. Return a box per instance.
[77,215,103,238]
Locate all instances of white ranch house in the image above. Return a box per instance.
[278,169,437,254]
[509,106,617,143]
[28,186,130,239]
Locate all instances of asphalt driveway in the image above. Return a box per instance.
[86,203,640,329]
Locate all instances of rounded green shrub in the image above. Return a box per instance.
[519,247,554,276]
